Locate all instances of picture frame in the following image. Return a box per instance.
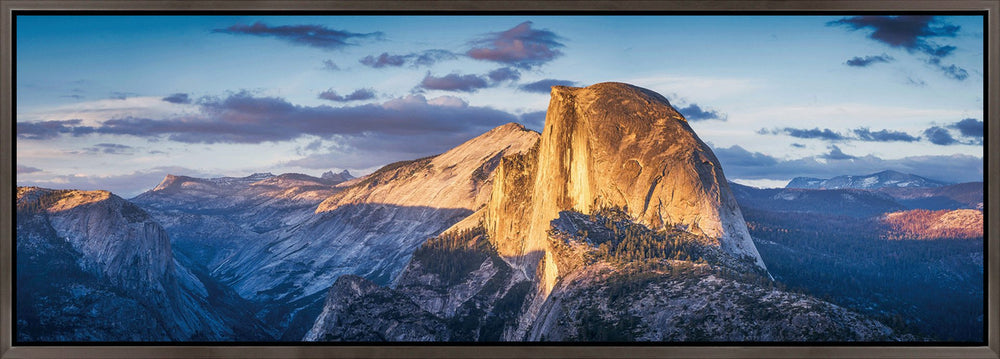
[2,1,997,358]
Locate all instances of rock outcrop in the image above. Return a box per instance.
[15,187,269,341]
[485,82,765,297]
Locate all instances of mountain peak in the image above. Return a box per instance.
[485,82,766,294]
[786,170,949,189]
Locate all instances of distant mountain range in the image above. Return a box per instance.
[786,170,950,190]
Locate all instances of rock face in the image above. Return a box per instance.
[527,261,896,342]
[130,123,539,338]
[15,187,269,341]
[485,82,765,295]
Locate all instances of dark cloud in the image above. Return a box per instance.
[488,67,521,82]
[765,127,846,141]
[845,54,894,67]
[318,88,377,102]
[359,50,457,68]
[677,103,727,121]
[17,165,42,174]
[213,21,382,50]
[712,146,982,184]
[828,16,958,51]
[852,127,919,142]
[16,119,95,140]
[951,118,983,138]
[467,21,564,69]
[518,79,576,93]
[923,126,957,145]
[418,73,490,92]
[162,93,191,104]
[18,91,517,145]
[828,16,967,80]
[791,143,806,148]
[322,60,341,71]
[821,145,857,160]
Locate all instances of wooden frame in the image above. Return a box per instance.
[2,1,997,358]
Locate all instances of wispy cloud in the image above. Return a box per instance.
[359,49,458,69]
[318,88,377,102]
[418,72,490,92]
[213,21,383,50]
[761,127,847,141]
[162,93,191,104]
[852,127,919,142]
[467,21,564,69]
[322,60,341,71]
[845,54,894,67]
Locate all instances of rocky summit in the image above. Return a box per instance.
[486,82,765,295]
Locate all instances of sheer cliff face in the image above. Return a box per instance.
[486,83,765,289]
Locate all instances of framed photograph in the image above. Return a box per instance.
[3,1,997,358]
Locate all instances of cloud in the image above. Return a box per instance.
[821,145,857,160]
[487,67,521,82]
[950,118,983,138]
[927,57,969,80]
[318,88,377,102]
[17,91,518,145]
[162,93,191,104]
[84,143,135,155]
[213,21,382,50]
[16,119,95,140]
[467,21,565,69]
[923,126,957,145]
[791,143,806,148]
[712,145,778,167]
[845,54,894,67]
[359,50,457,68]
[17,165,42,174]
[418,72,490,92]
[110,92,136,100]
[359,53,406,68]
[828,16,967,80]
[518,79,576,93]
[828,16,958,51]
[322,60,341,71]
[763,127,847,141]
[852,127,919,142]
[677,103,727,121]
[712,145,982,184]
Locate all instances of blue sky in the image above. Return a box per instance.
[15,15,985,197]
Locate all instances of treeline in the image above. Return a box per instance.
[559,206,711,266]
[410,226,494,286]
